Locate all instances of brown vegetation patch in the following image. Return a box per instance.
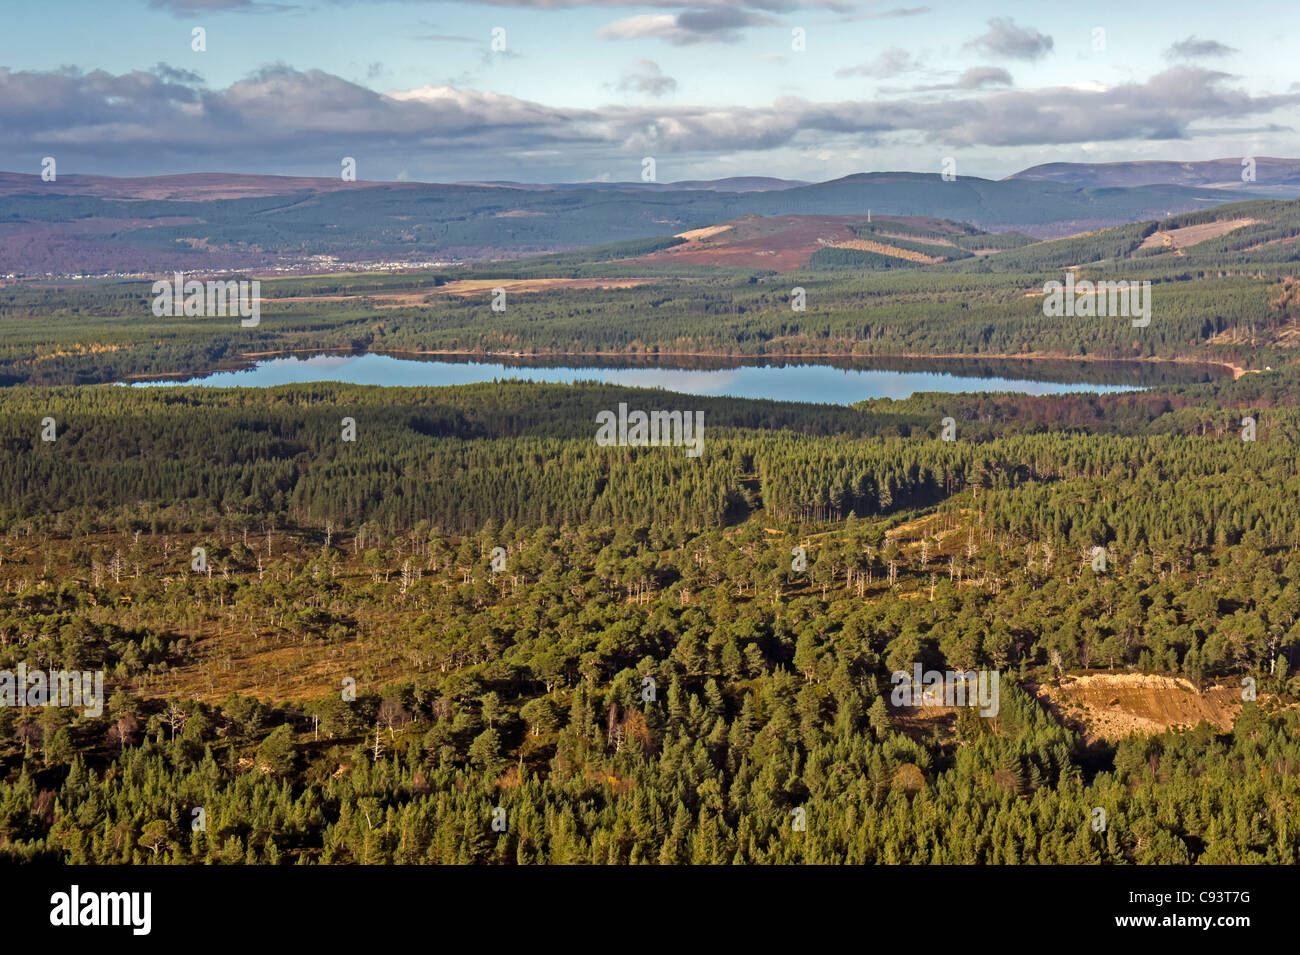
[821,238,943,263]
[1139,218,1259,251]
[635,214,869,271]
[1031,672,1246,742]
[675,225,734,241]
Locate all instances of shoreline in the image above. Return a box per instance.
[231,346,1244,379]
[117,346,1249,383]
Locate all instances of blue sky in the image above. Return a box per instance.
[1,0,1296,182]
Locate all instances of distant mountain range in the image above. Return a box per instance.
[1008,157,1300,195]
[452,176,809,193]
[0,160,1293,276]
[0,172,809,202]
[10,157,1297,201]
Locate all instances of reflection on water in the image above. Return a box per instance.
[129,352,1175,404]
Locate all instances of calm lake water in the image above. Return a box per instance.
[131,352,1152,404]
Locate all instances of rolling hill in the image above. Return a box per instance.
[1008,157,1300,195]
[487,198,1300,278]
[0,169,1265,277]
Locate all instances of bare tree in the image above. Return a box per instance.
[164,701,188,741]
[109,714,140,750]
[376,699,409,741]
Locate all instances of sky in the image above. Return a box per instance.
[0,0,1297,183]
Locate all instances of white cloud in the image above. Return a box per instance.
[616,59,679,96]
[598,8,775,44]
[965,17,1054,61]
[4,64,1296,178]
[836,47,922,79]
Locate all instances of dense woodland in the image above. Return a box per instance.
[1,198,1299,865]
[0,372,1296,863]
